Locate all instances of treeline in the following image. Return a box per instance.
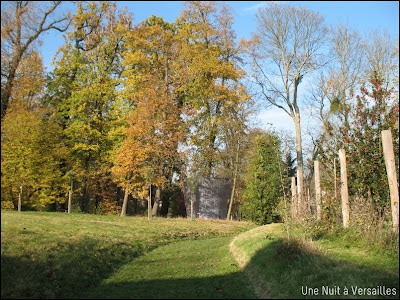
[1,2,399,228]
[1,1,270,217]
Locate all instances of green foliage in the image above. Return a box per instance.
[241,132,283,225]
[319,73,399,226]
[45,1,132,212]
[330,96,342,113]
[1,51,68,210]
[176,1,250,177]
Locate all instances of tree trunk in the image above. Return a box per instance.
[294,114,304,215]
[148,184,152,220]
[68,180,73,213]
[227,175,237,221]
[227,142,240,221]
[152,185,161,217]
[120,188,129,216]
[18,185,23,212]
[81,176,89,213]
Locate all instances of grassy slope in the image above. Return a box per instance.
[1,211,255,299]
[3,211,398,299]
[231,224,399,299]
[83,236,256,299]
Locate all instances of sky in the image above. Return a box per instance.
[39,1,399,134]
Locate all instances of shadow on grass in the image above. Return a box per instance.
[1,239,257,299]
[83,238,399,299]
[83,273,256,299]
[243,238,399,299]
[2,236,399,299]
[1,237,148,299]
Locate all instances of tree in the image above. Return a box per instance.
[364,29,399,89]
[215,98,256,220]
[46,1,132,213]
[112,16,184,216]
[176,1,249,178]
[309,22,364,144]
[246,2,327,215]
[1,51,67,211]
[241,131,283,225]
[319,72,399,226]
[1,1,70,119]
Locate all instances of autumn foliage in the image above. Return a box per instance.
[1,1,398,229]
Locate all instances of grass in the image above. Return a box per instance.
[1,211,255,299]
[3,211,398,299]
[83,236,256,299]
[230,224,399,299]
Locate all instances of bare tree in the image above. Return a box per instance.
[364,28,399,90]
[309,25,399,162]
[246,2,327,214]
[1,1,71,119]
[308,22,365,159]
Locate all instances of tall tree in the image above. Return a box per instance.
[364,29,399,89]
[246,2,327,214]
[216,99,255,220]
[241,130,283,225]
[1,1,70,119]
[1,51,67,211]
[176,1,249,178]
[309,22,364,160]
[46,1,132,213]
[113,16,184,216]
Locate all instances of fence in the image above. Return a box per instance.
[291,129,399,232]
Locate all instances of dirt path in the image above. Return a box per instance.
[229,224,285,299]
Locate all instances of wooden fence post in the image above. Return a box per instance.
[334,158,338,200]
[291,177,297,218]
[382,130,399,233]
[339,149,350,228]
[297,169,303,214]
[191,199,194,220]
[314,160,322,221]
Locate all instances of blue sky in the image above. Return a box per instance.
[42,1,399,71]
[40,1,399,133]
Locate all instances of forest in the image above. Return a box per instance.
[1,1,399,236]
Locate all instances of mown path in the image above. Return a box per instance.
[82,236,258,299]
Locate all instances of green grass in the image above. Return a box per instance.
[83,236,256,299]
[1,211,255,299]
[230,224,399,299]
[3,211,398,299]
